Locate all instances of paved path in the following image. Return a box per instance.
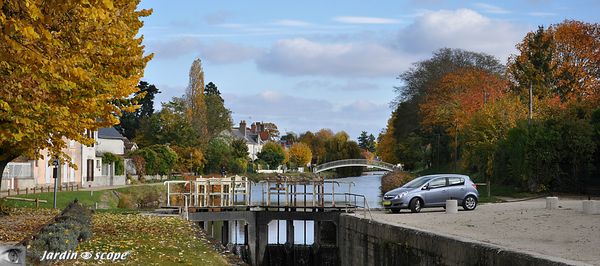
[362,198,600,265]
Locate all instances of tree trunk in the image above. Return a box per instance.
[0,159,9,191]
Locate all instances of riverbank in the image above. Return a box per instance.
[360,197,600,265]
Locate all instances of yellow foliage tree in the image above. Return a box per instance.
[0,0,152,185]
[288,142,312,168]
[184,58,209,147]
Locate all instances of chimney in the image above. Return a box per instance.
[240,120,246,136]
[251,122,257,133]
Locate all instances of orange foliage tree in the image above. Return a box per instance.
[420,68,509,136]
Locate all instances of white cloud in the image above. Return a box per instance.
[398,9,524,61]
[223,91,389,138]
[273,19,312,27]
[333,16,402,24]
[256,38,413,77]
[473,3,511,14]
[147,38,261,64]
[294,80,380,91]
[528,12,557,17]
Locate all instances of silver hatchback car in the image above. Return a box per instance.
[382,174,479,213]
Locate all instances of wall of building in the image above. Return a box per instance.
[97,138,125,155]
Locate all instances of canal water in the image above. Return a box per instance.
[228,172,385,245]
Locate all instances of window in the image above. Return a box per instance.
[267,220,287,244]
[86,159,94,182]
[448,177,465,186]
[96,160,101,169]
[428,178,446,189]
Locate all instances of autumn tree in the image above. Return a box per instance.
[508,26,556,100]
[420,68,508,136]
[385,48,505,169]
[0,0,152,187]
[184,59,209,147]
[288,142,312,169]
[509,20,600,106]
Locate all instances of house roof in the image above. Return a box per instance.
[98,127,126,140]
[231,127,260,145]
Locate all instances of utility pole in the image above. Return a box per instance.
[52,158,59,209]
[528,82,533,125]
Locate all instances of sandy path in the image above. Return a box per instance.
[365,198,600,265]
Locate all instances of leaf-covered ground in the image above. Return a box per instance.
[69,214,229,265]
[0,208,59,243]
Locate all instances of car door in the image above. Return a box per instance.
[421,177,448,207]
[447,176,466,201]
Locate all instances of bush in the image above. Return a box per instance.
[381,170,415,194]
[27,201,92,262]
[118,194,135,209]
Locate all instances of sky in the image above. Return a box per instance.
[137,0,599,140]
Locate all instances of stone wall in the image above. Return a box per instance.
[339,214,577,266]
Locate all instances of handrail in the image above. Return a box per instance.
[314,159,397,173]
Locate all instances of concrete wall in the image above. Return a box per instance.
[81,175,126,188]
[339,214,578,266]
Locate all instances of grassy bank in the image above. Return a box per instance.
[2,184,165,211]
[69,214,229,265]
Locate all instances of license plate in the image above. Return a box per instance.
[382,201,391,206]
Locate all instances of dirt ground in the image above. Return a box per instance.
[367,197,600,265]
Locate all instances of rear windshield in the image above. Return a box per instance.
[402,176,433,188]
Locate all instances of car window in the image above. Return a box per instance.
[448,177,464,186]
[403,176,432,188]
[428,178,446,189]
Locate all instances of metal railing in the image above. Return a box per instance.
[314,159,397,173]
[164,176,373,218]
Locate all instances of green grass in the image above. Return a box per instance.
[3,184,165,210]
[3,190,114,209]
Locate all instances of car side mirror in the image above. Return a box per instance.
[422,185,428,190]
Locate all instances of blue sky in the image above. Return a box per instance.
[137,0,599,140]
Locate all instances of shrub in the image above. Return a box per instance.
[381,170,415,194]
[27,201,92,262]
[118,194,135,209]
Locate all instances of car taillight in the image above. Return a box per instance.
[472,183,477,189]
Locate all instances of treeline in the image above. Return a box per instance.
[378,20,600,193]
[117,59,236,177]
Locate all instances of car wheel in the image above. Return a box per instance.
[390,208,400,214]
[409,198,422,213]
[463,195,477,211]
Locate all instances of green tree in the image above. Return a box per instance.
[135,98,199,148]
[257,142,285,170]
[230,138,249,159]
[0,0,152,188]
[323,132,364,177]
[116,81,161,140]
[357,131,376,152]
[508,26,555,100]
[204,82,232,138]
[205,138,231,174]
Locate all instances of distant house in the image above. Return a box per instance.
[2,127,131,190]
[227,120,279,161]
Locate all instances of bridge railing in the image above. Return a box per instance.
[164,176,252,208]
[257,179,372,217]
[314,159,397,173]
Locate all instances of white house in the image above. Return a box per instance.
[2,127,129,190]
